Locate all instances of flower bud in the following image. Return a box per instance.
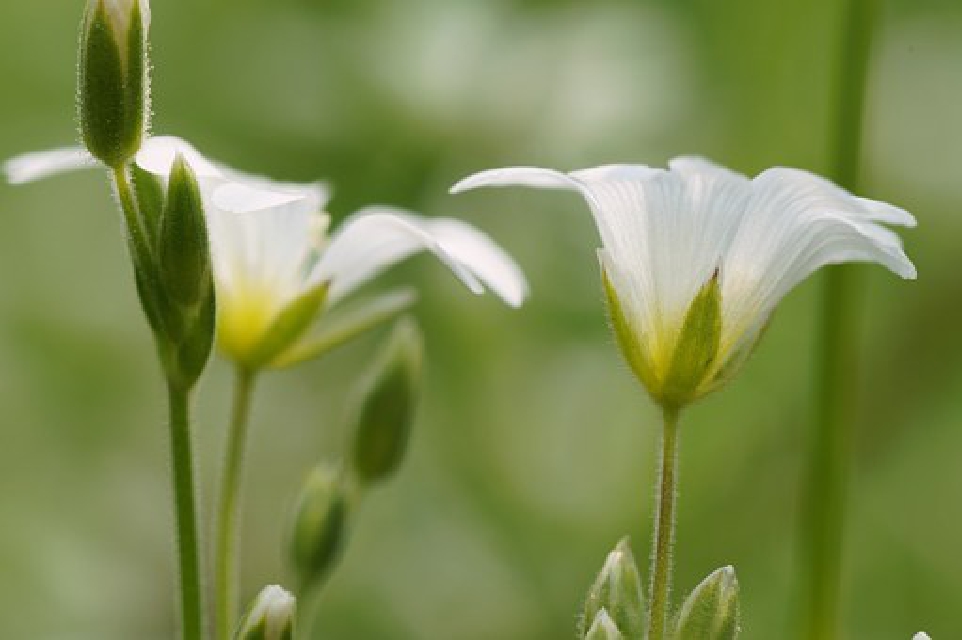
[584,609,623,640]
[582,537,644,640]
[159,154,213,309]
[287,463,348,591]
[674,565,740,640]
[349,318,423,487]
[78,0,150,168]
[234,585,295,640]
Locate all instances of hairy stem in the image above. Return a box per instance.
[648,406,681,640]
[215,368,257,640]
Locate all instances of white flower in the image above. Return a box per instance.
[913,634,932,640]
[452,157,916,407]
[5,136,527,367]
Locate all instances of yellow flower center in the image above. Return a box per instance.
[217,282,283,366]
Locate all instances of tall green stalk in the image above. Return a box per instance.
[648,406,681,640]
[803,0,879,638]
[215,368,257,640]
[167,383,205,640]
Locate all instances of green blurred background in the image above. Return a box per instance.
[0,0,959,638]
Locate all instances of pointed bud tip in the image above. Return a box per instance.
[236,585,295,640]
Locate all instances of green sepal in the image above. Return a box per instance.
[601,262,659,396]
[79,1,127,167]
[585,610,624,640]
[270,288,417,369]
[673,566,740,640]
[132,162,165,247]
[349,318,423,487]
[172,285,217,390]
[582,537,645,640]
[661,271,722,408]
[243,281,330,370]
[287,463,348,593]
[121,0,149,159]
[158,154,212,308]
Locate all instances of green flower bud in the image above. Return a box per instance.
[585,609,624,640]
[674,566,740,640]
[582,537,644,640]
[287,463,348,591]
[234,585,295,640]
[78,0,150,168]
[348,318,422,487]
[159,154,212,308]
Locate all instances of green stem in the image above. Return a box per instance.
[168,382,205,640]
[648,406,681,640]
[803,0,878,638]
[215,368,257,640]
[112,165,153,270]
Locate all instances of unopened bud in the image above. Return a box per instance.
[674,565,740,640]
[234,585,295,640]
[349,318,423,487]
[583,537,644,639]
[159,154,212,308]
[287,463,348,591]
[78,0,150,167]
[584,609,623,640]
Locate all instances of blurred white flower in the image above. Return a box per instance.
[453,157,916,407]
[913,633,932,640]
[6,137,527,367]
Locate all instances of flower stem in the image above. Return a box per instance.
[648,406,681,640]
[112,165,153,270]
[167,382,205,640]
[215,368,257,640]
[803,0,879,638]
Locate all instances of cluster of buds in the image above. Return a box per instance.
[286,318,424,591]
[78,0,214,390]
[581,539,739,640]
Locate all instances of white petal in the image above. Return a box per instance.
[314,208,495,304]
[719,166,917,351]
[213,182,312,214]
[912,634,932,640]
[450,166,583,194]
[4,147,96,184]
[413,217,528,307]
[454,161,753,346]
[135,136,224,179]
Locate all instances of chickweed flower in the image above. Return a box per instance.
[5,136,528,370]
[453,158,916,408]
[79,0,151,167]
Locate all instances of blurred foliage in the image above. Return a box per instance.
[0,0,960,639]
